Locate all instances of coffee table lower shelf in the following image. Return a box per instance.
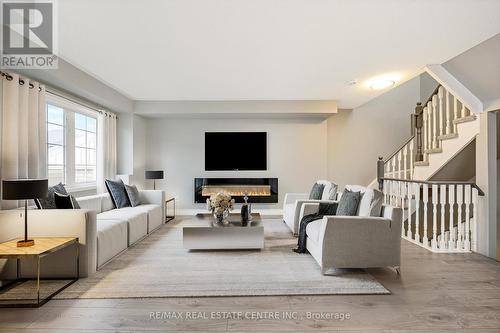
[184,213,264,250]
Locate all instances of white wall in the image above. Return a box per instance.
[326,77,421,188]
[132,115,147,189]
[145,117,328,212]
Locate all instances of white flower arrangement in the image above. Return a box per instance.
[206,192,235,215]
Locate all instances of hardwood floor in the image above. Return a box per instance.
[0,232,499,332]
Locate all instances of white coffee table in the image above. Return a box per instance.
[183,213,264,250]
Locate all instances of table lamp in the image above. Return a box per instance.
[145,170,164,190]
[2,179,48,247]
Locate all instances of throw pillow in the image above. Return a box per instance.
[54,192,81,209]
[319,181,338,201]
[336,189,361,216]
[309,183,325,200]
[35,183,68,209]
[345,185,384,217]
[105,179,131,208]
[124,184,141,207]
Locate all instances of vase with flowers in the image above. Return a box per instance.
[206,192,235,224]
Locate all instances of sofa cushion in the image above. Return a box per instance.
[35,183,68,209]
[309,183,325,200]
[105,179,131,208]
[98,208,148,245]
[118,204,163,233]
[96,219,128,268]
[54,193,80,209]
[345,185,384,217]
[124,184,141,207]
[306,219,322,243]
[317,180,338,201]
[101,193,115,212]
[76,195,102,213]
[336,189,361,216]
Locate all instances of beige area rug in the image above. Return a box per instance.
[55,217,389,298]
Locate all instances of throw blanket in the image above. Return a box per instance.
[294,202,338,253]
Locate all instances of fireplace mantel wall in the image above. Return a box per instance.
[145,117,328,213]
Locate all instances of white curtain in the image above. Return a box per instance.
[97,111,117,193]
[1,72,46,209]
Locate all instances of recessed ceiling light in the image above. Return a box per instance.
[369,79,395,90]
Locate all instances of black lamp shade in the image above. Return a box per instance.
[2,179,48,200]
[145,171,164,180]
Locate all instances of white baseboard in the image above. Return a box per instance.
[177,208,283,216]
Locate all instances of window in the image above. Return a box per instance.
[46,94,99,189]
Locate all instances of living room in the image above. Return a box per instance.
[0,1,499,332]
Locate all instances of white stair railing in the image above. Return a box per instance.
[382,85,474,180]
[381,178,483,253]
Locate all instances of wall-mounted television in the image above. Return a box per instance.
[205,132,267,171]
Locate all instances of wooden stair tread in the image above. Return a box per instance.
[437,133,458,140]
[453,115,476,124]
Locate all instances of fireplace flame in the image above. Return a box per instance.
[201,185,271,197]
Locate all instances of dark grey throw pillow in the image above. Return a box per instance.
[309,183,325,200]
[35,183,68,209]
[124,184,141,207]
[105,179,131,208]
[336,189,361,216]
[54,192,81,209]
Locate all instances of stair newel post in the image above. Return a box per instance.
[401,181,406,237]
[422,184,429,247]
[403,145,408,179]
[377,156,384,192]
[456,185,464,250]
[471,188,478,252]
[453,96,458,133]
[445,90,452,135]
[426,101,432,153]
[432,95,438,149]
[439,184,447,250]
[407,181,413,240]
[422,106,428,159]
[431,184,438,250]
[438,87,444,137]
[409,138,414,179]
[464,185,471,251]
[414,183,420,243]
[414,102,424,162]
[448,185,456,250]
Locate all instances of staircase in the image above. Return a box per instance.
[374,85,484,253]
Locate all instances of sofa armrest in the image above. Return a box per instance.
[319,215,401,268]
[139,190,165,205]
[0,209,97,278]
[139,190,166,223]
[298,203,320,222]
[283,193,309,206]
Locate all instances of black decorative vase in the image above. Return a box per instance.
[241,204,249,224]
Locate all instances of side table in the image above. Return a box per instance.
[0,237,79,308]
[165,197,176,222]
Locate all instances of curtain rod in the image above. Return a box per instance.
[1,70,117,118]
[46,89,104,115]
[1,70,42,91]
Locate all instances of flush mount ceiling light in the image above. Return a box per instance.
[369,79,395,90]
[365,74,401,91]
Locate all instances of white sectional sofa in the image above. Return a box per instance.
[0,190,165,279]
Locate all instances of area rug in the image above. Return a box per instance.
[55,217,389,298]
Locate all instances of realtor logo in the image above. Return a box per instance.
[1,0,57,68]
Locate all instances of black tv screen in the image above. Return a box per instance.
[205,132,267,171]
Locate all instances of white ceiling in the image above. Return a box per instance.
[58,0,500,108]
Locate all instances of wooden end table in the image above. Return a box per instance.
[0,237,79,308]
[165,197,176,222]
